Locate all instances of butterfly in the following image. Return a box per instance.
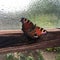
[20,17,47,39]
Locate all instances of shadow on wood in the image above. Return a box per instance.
[0,29,60,53]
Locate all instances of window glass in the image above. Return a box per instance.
[0,0,60,30]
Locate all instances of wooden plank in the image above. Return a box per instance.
[0,39,60,54]
[0,28,60,53]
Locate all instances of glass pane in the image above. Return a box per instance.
[0,0,60,30]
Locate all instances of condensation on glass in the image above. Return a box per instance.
[0,0,60,30]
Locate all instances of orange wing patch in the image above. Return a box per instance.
[34,27,42,36]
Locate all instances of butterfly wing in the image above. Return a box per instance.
[20,18,47,39]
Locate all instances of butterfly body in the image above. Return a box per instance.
[20,17,47,39]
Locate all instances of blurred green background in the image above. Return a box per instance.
[2,47,60,60]
[0,0,60,29]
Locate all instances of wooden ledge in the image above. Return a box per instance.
[0,28,60,53]
[0,39,60,54]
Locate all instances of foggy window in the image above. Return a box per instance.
[0,0,60,30]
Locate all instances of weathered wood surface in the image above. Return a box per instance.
[0,28,60,53]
